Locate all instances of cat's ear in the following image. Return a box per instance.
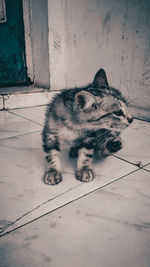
[75,91,95,111]
[93,68,109,88]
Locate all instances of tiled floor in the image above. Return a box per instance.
[0,106,150,267]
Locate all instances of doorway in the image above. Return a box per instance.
[0,0,28,87]
[0,0,50,94]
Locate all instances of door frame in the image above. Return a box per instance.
[22,0,33,84]
[22,0,50,89]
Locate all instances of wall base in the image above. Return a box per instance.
[0,86,58,110]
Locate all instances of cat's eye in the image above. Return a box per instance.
[114,110,124,116]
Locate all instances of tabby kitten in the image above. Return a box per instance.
[42,69,133,185]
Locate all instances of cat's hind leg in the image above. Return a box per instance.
[76,147,94,182]
[42,130,62,185]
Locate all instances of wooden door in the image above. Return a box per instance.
[0,0,27,86]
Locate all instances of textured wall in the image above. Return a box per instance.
[30,0,50,89]
[48,0,150,117]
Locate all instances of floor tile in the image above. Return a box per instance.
[0,111,42,139]
[0,130,137,235]
[0,170,149,267]
[11,105,47,126]
[115,119,150,165]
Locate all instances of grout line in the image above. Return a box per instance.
[0,183,82,235]
[142,163,150,168]
[7,110,44,126]
[8,104,48,111]
[142,168,150,173]
[112,154,150,170]
[112,154,140,167]
[133,116,150,123]
[0,130,42,141]
[0,167,142,237]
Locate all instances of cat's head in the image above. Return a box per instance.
[75,69,133,131]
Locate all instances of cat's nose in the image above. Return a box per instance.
[127,116,133,124]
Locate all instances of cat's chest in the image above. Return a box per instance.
[58,126,80,142]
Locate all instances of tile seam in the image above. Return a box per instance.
[133,116,150,123]
[112,154,149,169]
[7,110,44,126]
[0,167,142,238]
[0,129,42,141]
[142,168,150,173]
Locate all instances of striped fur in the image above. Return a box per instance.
[42,69,133,185]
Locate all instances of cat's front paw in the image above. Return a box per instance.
[43,168,62,185]
[106,138,122,153]
[76,168,94,182]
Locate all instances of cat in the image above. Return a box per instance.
[42,68,133,185]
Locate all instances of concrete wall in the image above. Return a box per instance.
[48,0,150,119]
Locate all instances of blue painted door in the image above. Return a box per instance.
[0,0,27,86]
